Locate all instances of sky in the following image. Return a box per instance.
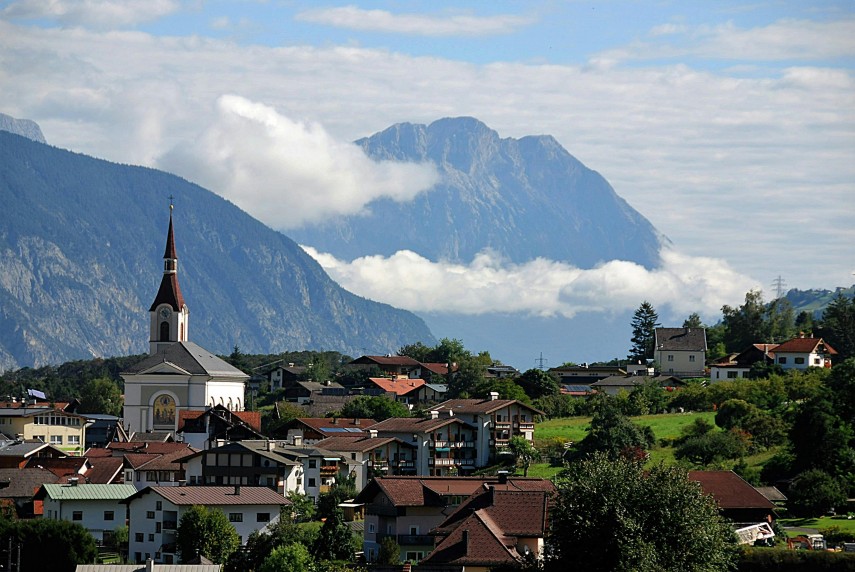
[2,1,854,353]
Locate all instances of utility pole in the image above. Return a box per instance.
[771,275,787,299]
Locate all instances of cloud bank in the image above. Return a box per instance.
[303,246,758,321]
[158,95,439,229]
[2,0,180,28]
[296,6,535,36]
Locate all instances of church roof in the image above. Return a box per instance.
[148,212,186,311]
[122,341,248,379]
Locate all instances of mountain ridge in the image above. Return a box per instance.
[0,130,434,371]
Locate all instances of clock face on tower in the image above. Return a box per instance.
[160,307,171,319]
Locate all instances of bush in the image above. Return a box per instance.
[738,546,855,571]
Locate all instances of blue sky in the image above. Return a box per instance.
[1,1,854,339]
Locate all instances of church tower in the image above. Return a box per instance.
[149,206,189,354]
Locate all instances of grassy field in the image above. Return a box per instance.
[779,516,855,535]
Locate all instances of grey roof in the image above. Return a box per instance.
[0,441,51,456]
[655,327,708,352]
[38,483,138,501]
[177,441,299,467]
[591,375,685,388]
[0,467,60,498]
[76,566,220,572]
[425,383,448,392]
[122,341,248,378]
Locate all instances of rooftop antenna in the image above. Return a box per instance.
[771,275,786,299]
[535,352,548,370]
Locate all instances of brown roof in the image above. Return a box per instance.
[368,377,425,396]
[129,485,291,506]
[354,475,551,507]
[368,416,468,434]
[84,456,124,484]
[350,355,422,367]
[434,398,544,416]
[772,337,837,355]
[295,417,376,432]
[0,467,63,499]
[688,471,776,510]
[654,327,708,351]
[314,436,414,453]
[148,213,185,312]
[107,442,193,455]
[421,362,455,375]
[423,510,520,566]
[23,456,89,478]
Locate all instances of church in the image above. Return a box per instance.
[121,208,248,435]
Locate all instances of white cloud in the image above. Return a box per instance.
[2,0,180,28]
[157,95,439,229]
[302,246,758,320]
[296,6,535,36]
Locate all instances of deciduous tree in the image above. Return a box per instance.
[516,368,560,399]
[78,377,123,416]
[508,435,538,477]
[176,505,239,564]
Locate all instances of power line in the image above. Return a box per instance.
[771,275,787,299]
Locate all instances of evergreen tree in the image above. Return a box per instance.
[820,293,855,360]
[628,301,660,362]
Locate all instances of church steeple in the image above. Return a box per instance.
[149,204,189,354]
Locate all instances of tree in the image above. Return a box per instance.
[546,453,738,572]
[471,378,530,402]
[574,397,655,460]
[683,312,704,329]
[821,293,855,361]
[338,395,410,421]
[0,517,99,572]
[176,505,240,564]
[378,535,401,564]
[260,542,314,572]
[721,290,769,352]
[78,377,123,415]
[286,490,316,522]
[628,301,660,362]
[715,399,758,430]
[787,469,847,517]
[397,341,433,363]
[508,435,538,477]
[789,396,855,477]
[516,369,560,399]
[317,472,357,520]
[313,507,356,562]
[674,428,749,466]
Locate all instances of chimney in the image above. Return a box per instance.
[354,418,361,426]
[332,417,338,424]
[497,470,508,484]
[68,477,79,486]
[234,484,240,496]
[266,439,276,452]
[146,557,154,572]
[489,391,499,401]
[430,410,439,420]
[292,435,303,447]
[462,530,469,554]
[447,409,454,417]
[369,429,378,439]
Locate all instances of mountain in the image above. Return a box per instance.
[784,285,855,317]
[0,130,435,372]
[0,113,46,144]
[290,117,665,268]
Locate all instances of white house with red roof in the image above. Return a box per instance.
[771,335,837,370]
[121,209,248,435]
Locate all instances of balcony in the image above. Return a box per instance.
[367,460,389,470]
[366,503,398,517]
[493,420,511,429]
[397,534,434,546]
[162,520,177,531]
[516,422,535,431]
[394,460,415,468]
[430,441,475,449]
[429,458,475,467]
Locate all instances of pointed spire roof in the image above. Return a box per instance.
[149,209,186,311]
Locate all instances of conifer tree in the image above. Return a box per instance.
[627,301,660,362]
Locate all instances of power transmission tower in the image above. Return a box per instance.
[771,275,787,299]
[535,352,548,370]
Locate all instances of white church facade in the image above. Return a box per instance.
[121,208,248,435]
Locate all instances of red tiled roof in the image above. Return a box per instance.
[368,377,425,396]
[232,410,262,432]
[771,337,837,355]
[421,362,455,375]
[355,476,550,507]
[688,471,776,510]
[133,486,291,506]
[107,442,192,455]
[177,410,205,432]
[423,510,520,566]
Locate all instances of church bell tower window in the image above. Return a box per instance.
[160,321,170,341]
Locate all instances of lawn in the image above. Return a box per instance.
[779,516,855,536]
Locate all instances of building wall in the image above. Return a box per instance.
[2,412,87,455]
[655,349,705,376]
[776,351,825,370]
[44,497,128,542]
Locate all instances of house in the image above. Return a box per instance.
[368,413,479,476]
[420,477,555,569]
[268,363,307,390]
[282,417,376,444]
[420,383,448,404]
[0,467,62,518]
[177,405,263,450]
[484,365,520,379]
[589,374,685,396]
[23,455,90,479]
[688,470,777,524]
[82,448,125,484]
[278,380,347,404]
[549,365,627,385]
[354,475,553,564]
[84,414,123,449]
[96,442,197,489]
[770,335,837,371]
[366,377,426,405]
[124,485,290,564]
[349,355,424,378]
[0,401,90,455]
[177,440,302,494]
[315,431,418,491]
[0,439,68,469]
[654,327,708,377]
[709,344,778,382]
[420,363,455,383]
[431,394,543,465]
[36,482,138,544]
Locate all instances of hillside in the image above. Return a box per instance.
[0,131,435,371]
[290,117,666,269]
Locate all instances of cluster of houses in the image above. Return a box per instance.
[0,211,806,569]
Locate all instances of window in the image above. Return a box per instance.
[72,511,82,521]
[727,371,739,379]
[778,357,787,364]
[814,358,821,365]
[229,513,243,522]
[406,552,422,562]
[156,501,162,510]
[156,522,161,533]
[308,478,316,487]
[688,355,696,362]
[104,511,114,521]
[68,435,80,445]
[308,459,317,469]
[50,435,63,445]
[160,320,170,341]
[135,533,144,542]
[257,513,270,522]
[667,354,674,362]
[368,523,375,533]
[795,357,805,364]
[146,511,155,519]
[410,526,419,535]
[135,553,141,563]
[148,534,154,542]
[351,453,357,460]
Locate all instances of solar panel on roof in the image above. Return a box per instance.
[345,428,363,433]
[324,428,350,432]
[564,385,594,392]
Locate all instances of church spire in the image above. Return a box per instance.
[149,204,189,354]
